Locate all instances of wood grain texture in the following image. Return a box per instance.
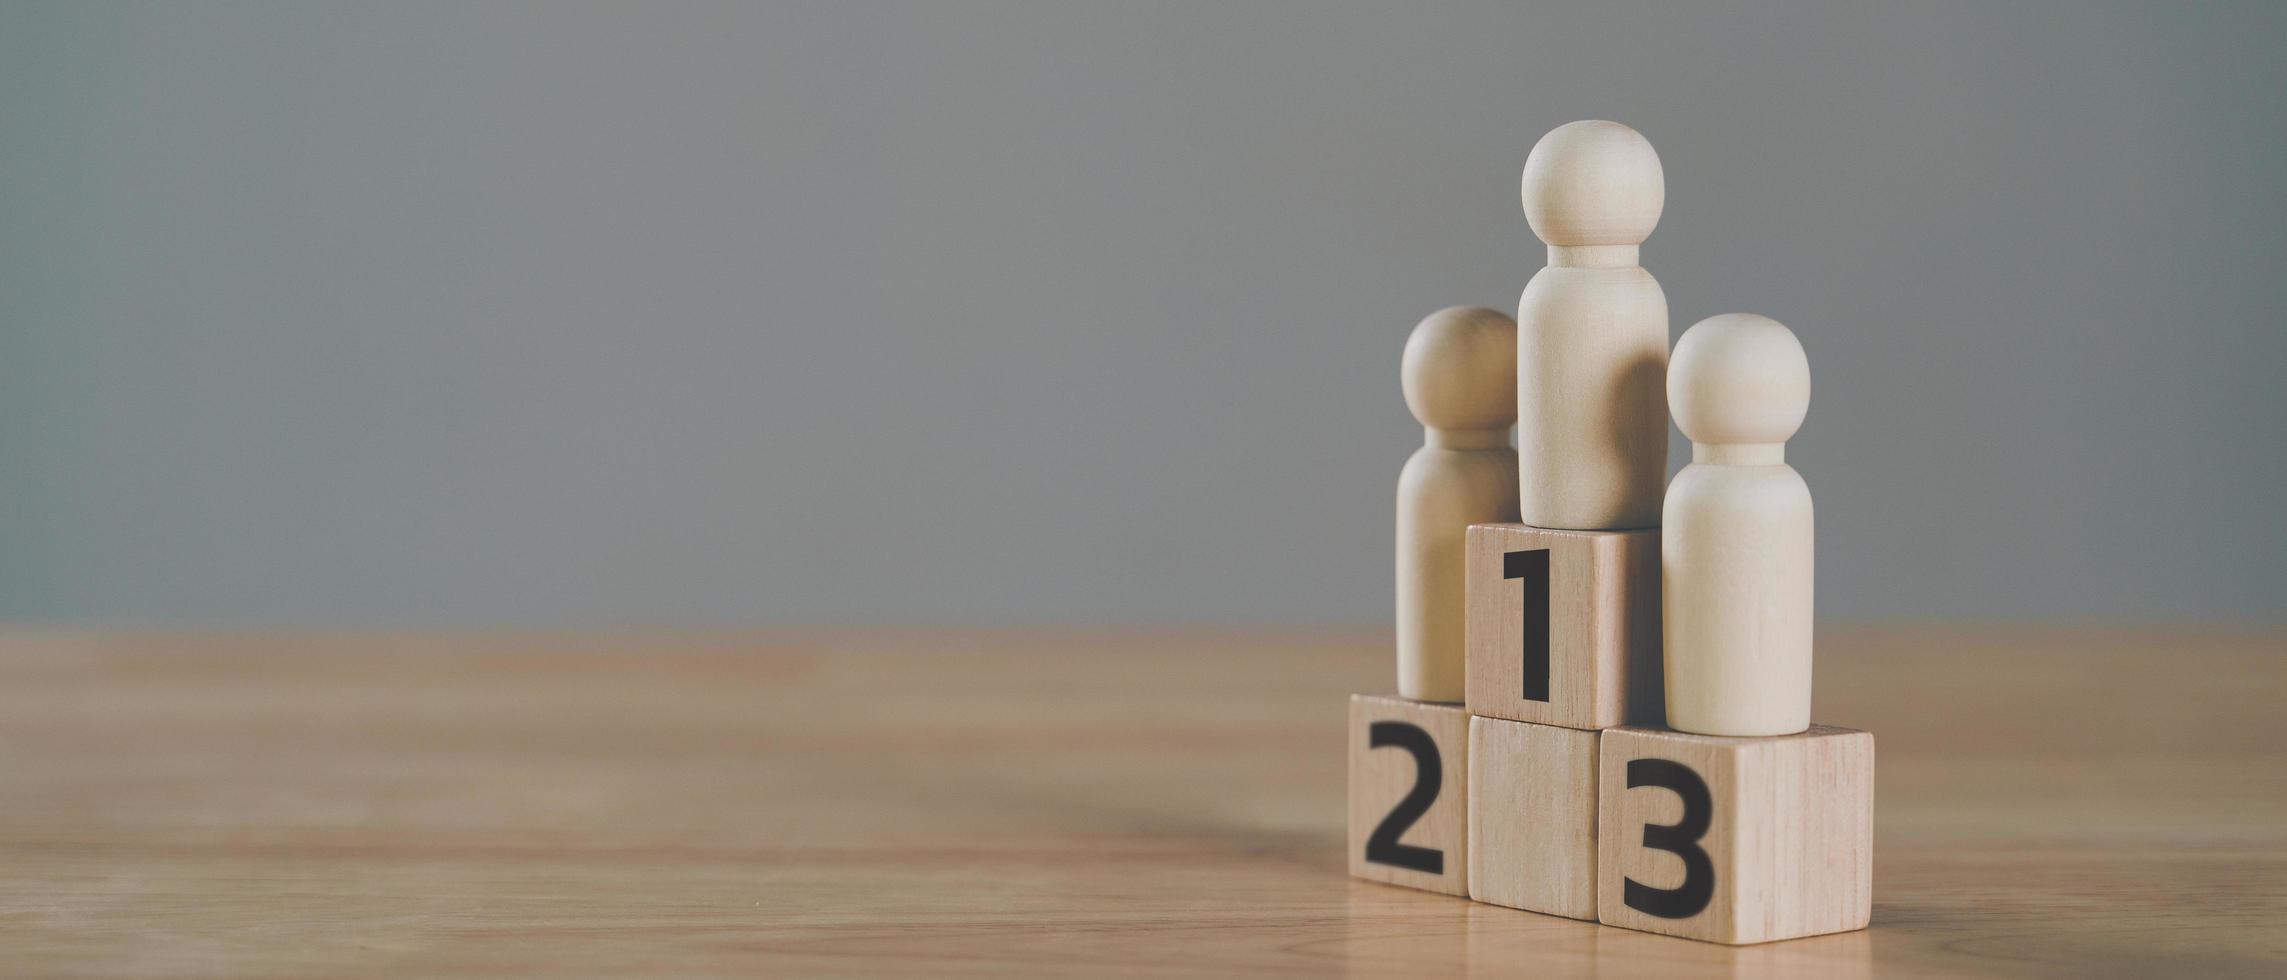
[1599,725,1873,944]
[1466,523,1663,729]
[1469,716,1599,919]
[1349,695,1471,895]
[0,626,2282,976]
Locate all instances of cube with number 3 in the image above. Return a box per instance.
[1597,725,1874,944]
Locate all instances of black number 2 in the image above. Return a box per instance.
[1364,721,1444,874]
[1504,549,1551,702]
[1623,758,1716,918]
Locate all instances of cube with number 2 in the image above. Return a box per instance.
[1348,694,1469,896]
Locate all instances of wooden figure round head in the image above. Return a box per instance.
[1401,306,1518,432]
[1521,120,1665,247]
[1668,313,1810,448]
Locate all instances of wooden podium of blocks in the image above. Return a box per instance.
[1597,725,1874,944]
[1348,695,1470,896]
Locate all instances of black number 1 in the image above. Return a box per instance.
[1364,721,1444,874]
[1623,758,1716,918]
[1505,549,1551,702]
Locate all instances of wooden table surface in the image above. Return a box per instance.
[2,626,2283,977]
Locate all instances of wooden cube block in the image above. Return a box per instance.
[1466,523,1662,730]
[1467,715,1599,919]
[1597,725,1874,945]
[1348,694,1469,896]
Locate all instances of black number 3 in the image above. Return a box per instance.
[1364,721,1444,874]
[1623,758,1716,918]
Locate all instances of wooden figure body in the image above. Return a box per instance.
[1397,307,1520,702]
[1662,313,1814,736]
[1517,120,1669,530]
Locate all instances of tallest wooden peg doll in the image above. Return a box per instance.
[1518,120,1670,530]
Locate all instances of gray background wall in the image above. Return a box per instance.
[1,1,2281,625]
